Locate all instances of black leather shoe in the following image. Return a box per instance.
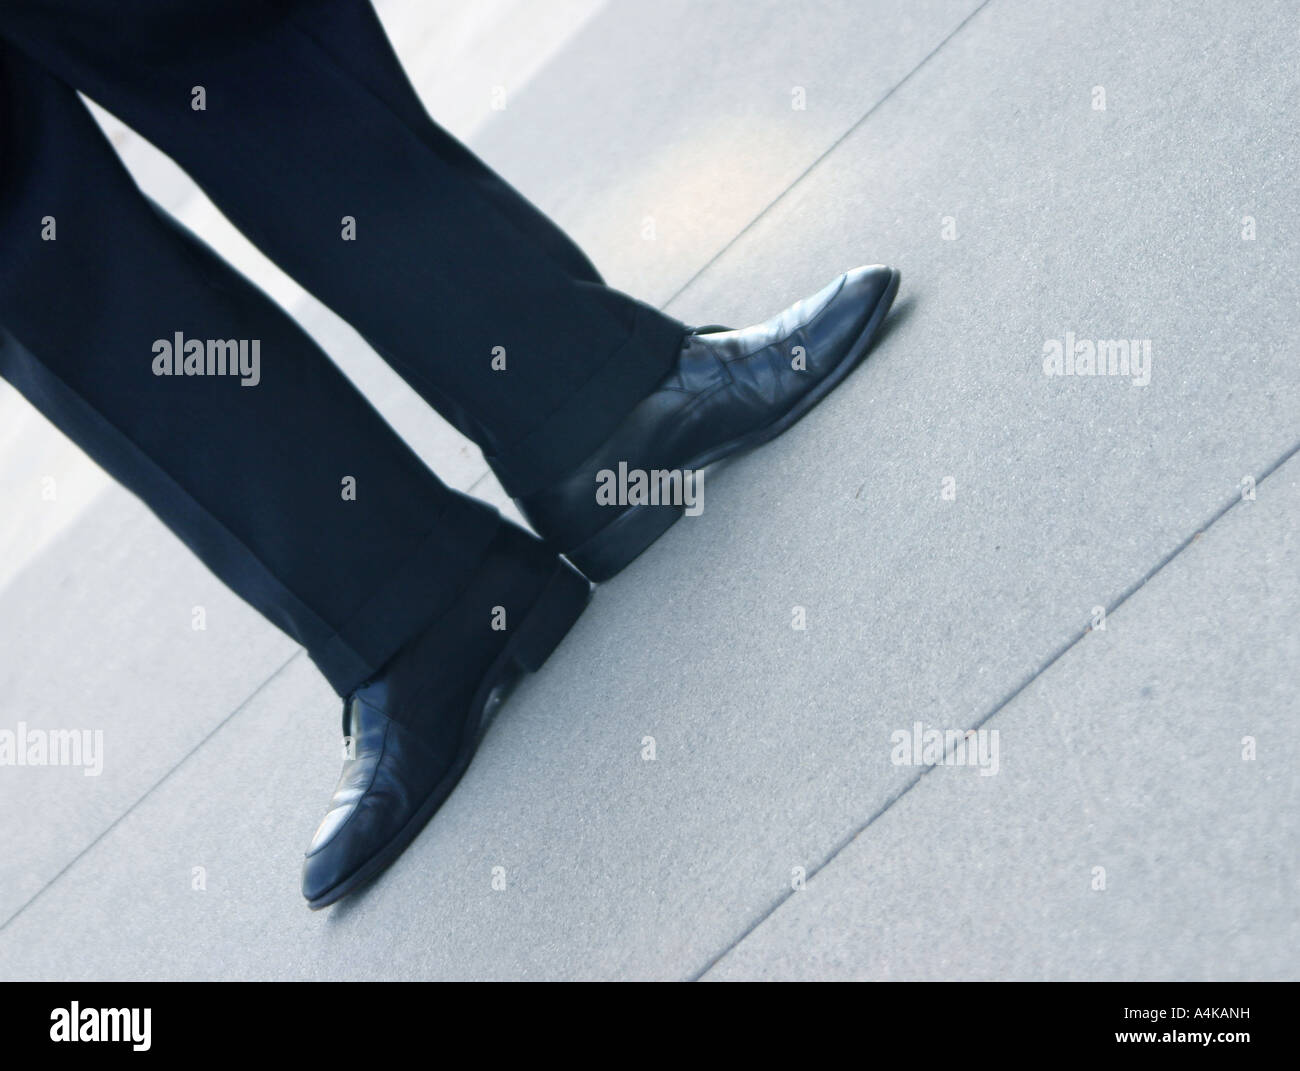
[301,522,591,908]
[517,265,900,581]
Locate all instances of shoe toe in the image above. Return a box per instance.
[800,264,898,371]
[301,716,442,908]
[843,264,897,314]
[301,791,397,906]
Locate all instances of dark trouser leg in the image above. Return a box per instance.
[0,41,500,695]
[0,0,687,499]
[290,0,607,288]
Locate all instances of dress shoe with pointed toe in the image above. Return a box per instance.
[516,265,900,581]
[302,522,591,908]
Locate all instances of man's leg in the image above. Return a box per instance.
[0,0,689,501]
[0,37,598,908]
[0,1,900,906]
[288,0,608,287]
[0,40,503,698]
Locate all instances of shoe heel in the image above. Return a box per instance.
[566,502,685,582]
[510,559,592,672]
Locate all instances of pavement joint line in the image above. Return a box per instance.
[689,433,1300,980]
[660,0,995,314]
[0,650,304,937]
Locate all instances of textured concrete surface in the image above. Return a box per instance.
[704,452,1300,980]
[0,490,296,922]
[1,0,1297,980]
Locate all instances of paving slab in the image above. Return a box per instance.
[705,451,1300,980]
[0,387,111,596]
[1,0,1297,978]
[0,491,297,922]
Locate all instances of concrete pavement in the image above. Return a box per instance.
[0,0,1295,980]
